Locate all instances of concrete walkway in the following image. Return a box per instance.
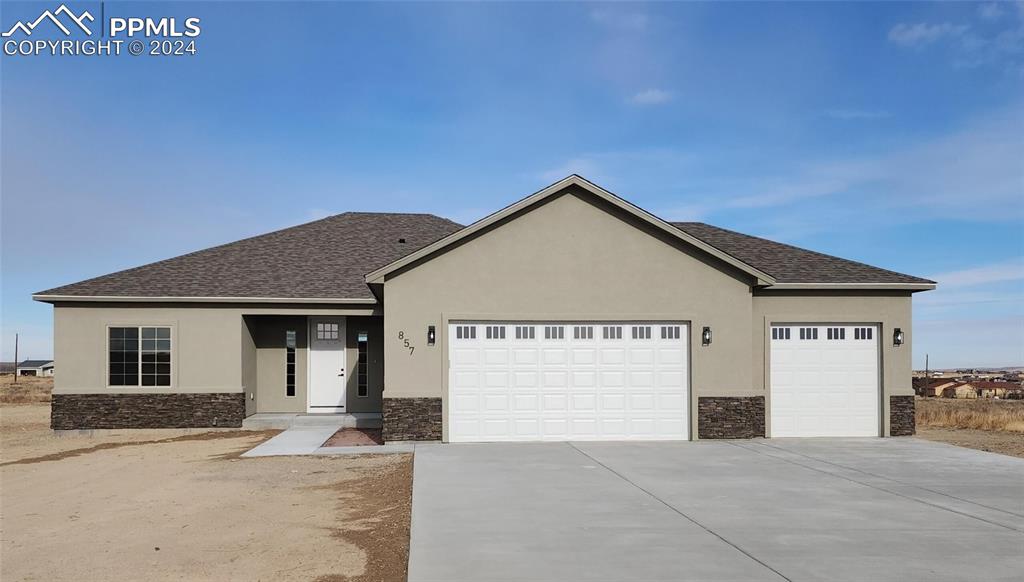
[242,427,339,457]
[409,439,1024,582]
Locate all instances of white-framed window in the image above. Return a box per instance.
[854,327,873,340]
[455,325,476,339]
[357,331,369,397]
[544,326,564,340]
[486,325,506,339]
[285,330,296,396]
[573,326,594,340]
[631,326,652,340]
[109,326,171,386]
[316,322,339,340]
[515,325,535,339]
[661,326,681,339]
[827,327,846,340]
[602,326,622,339]
[799,327,819,340]
[772,327,792,340]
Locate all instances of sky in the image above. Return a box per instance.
[1,1,1022,369]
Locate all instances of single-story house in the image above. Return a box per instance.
[913,379,959,398]
[965,381,1022,399]
[16,359,54,377]
[34,176,935,440]
[941,383,978,399]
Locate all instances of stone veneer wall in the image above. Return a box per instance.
[382,397,442,441]
[51,393,245,430]
[889,395,915,436]
[697,396,766,439]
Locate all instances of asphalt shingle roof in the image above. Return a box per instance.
[18,360,53,368]
[672,222,934,285]
[35,211,932,301]
[37,213,464,300]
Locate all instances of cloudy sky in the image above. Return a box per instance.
[2,1,1022,368]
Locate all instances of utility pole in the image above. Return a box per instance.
[925,354,929,379]
[13,333,18,384]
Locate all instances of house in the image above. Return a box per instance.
[33,176,936,440]
[966,381,1023,399]
[16,360,54,377]
[913,378,958,397]
[942,383,978,399]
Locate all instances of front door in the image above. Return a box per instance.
[308,317,346,412]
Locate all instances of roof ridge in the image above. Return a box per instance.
[673,222,935,285]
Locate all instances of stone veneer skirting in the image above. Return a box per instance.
[697,396,766,439]
[382,397,442,441]
[51,393,245,430]
[889,395,915,436]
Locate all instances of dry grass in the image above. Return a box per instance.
[916,397,1024,433]
[0,374,53,404]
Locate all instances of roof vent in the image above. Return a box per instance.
[398,238,406,244]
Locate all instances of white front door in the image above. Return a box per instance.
[770,324,880,437]
[448,322,689,442]
[308,317,346,412]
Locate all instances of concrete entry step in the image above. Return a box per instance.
[242,413,382,430]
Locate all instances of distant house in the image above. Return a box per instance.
[966,381,1023,399]
[16,360,54,377]
[940,383,977,399]
[913,378,958,397]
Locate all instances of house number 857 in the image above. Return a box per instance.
[397,331,415,355]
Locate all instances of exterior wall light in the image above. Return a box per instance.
[427,325,436,346]
[701,326,712,346]
[893,328,904,346]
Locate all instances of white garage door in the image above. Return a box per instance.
[770,324,880,437]
[448,322,689,442]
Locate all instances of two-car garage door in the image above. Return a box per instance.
[448,322,688,442]
[770,324,880,437]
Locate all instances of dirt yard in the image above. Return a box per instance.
[0,404,413,582]
[915,397,1024,459]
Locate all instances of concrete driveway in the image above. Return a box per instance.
[409,439,1024,582]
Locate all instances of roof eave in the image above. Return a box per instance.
[761,282,937,291]
[32,294,380,305]
[365,175,776,285]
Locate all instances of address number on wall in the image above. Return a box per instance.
[397,331,415,355]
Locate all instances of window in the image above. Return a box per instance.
[799,327,818,340]
[485,325,506,339]
[544,326,564,340]
[455,325,476,339]
[573,326,594,340]
[316,322,339,340]
[661,326,681,340]
[854,327,873,340]
[109,326,170,386]
[602,326,622,339]
[515,325,535,339]
[357,331,368,397]
[285,330,296,397]
[631,326,652,340]
[827,327,846,340]
[772,328,792,340]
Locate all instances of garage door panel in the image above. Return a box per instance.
[770,324,879,438]
[449,321,688,442]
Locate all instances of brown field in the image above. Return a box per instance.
[0,374,53,404]
[0,404,413,582]
[915,398,1024,458]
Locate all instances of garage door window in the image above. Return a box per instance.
[661,326,681,339]
[544,326,564,339]
[602,326,622,339]
[631,326,652,339]
[827,327,846,340]
[515,326,535,339]
[573,326,594,340]
[486,326,506,339]
[854,327,873,340]
[771,327,791,340]
[799,327,818,340]
[455,325,476,339]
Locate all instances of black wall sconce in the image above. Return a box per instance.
[701,326,712,346]
[893,328,904,346]
[427,325,436,346]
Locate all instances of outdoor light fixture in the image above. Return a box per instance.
[427,325,436,346]
[893,328,904,346]
[701,326,712,346]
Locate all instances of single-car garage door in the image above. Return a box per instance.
[448,322,689,442]
[770,324,880,437]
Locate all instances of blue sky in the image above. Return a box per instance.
[1,1,1022,368]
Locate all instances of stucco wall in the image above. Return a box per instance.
[751,290,914,437]
[253,316,309,414]
[53,305,244,394]
[381,191,758,440]
[345,316,385,413]
[242,317,258,416]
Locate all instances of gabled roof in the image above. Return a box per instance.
[34,213,462,302]
[365,175,778,286]
[673,223,935,288]
[17,360,53,368]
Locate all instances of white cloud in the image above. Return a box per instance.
[823,109,891,120]
[927,259,1024,288]
[889,22,968,47]
[628,88,672,106]
[979,3,1006,21]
